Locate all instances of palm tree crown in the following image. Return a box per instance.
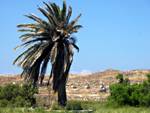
[14,1,82,106]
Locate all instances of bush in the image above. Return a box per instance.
[109,73,150,107]
[109,84,130,106]
[51,101,83,110]
[0,83,38,107]
[116,73,130,84]
[51,103,65,110]
[66,101,83,110]
[116,74,124,83]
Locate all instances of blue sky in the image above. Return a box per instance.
[0,0,150,74]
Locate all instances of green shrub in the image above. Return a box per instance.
[0,83,38,107]
[0,99,9,107]
[146,74,150,83]
[109,84,130,105]
[51,101,83,110]
[66,101,83,110]
[51,103,65,110]
[116,74,130,84]
[109,73,150,107]
[116,74,124,83]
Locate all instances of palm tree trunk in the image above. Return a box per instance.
[57,77,67,106]
[57,60,72,107]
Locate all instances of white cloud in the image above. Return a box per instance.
[71,70,92,75]
[79,70,92,75]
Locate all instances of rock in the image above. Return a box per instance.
[12,82,16,85]
[99,87,106,92]
[71,85,77,89]
[99,83,107,92]
[85,84,90,89]
[105,85,110,93]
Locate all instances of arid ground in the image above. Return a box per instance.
[0,69,149,106]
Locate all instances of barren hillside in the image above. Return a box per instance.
[0,69,150,103]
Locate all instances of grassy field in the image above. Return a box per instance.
[82,101,150,113]
[1,101,150,113]
[92,103,150,113]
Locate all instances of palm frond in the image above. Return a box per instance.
[17,24,38,29]
[51,3,61,20]
[38,7,58,27]
[13,44,40,65]
[72,43,79,52]
[18,29,35,32]
[71,25,82,33]
[65,6,72,26]
[17,37,49,49]
[67,14,81,29]
[19,32,48,41]
[50,43,58,64]
[25,14,49,28]
[61,0,67,21]
[43,2,55,16]
[40,55,49,76]
[39,55,50,84]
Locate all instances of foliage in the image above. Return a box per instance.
[109,73,150,107]
[116,74,124,83]
[14,0,82,106]
[0,83,38,107]
[66,101,83,110]
[146,73,150,82]
[116,73,130,84]
[51,100,83,110]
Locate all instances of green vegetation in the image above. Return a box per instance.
[1,101,150,113]
[0,83,37,107]
[109,73,150,107]
[51,100,83,110]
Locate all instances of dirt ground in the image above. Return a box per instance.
[0,69,149,103]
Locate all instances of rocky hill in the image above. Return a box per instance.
[0,69,150,105]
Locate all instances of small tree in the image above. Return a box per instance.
[116,73,129,84]
[116,74,124,83]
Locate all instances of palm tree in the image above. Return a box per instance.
[13,1,82,106]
